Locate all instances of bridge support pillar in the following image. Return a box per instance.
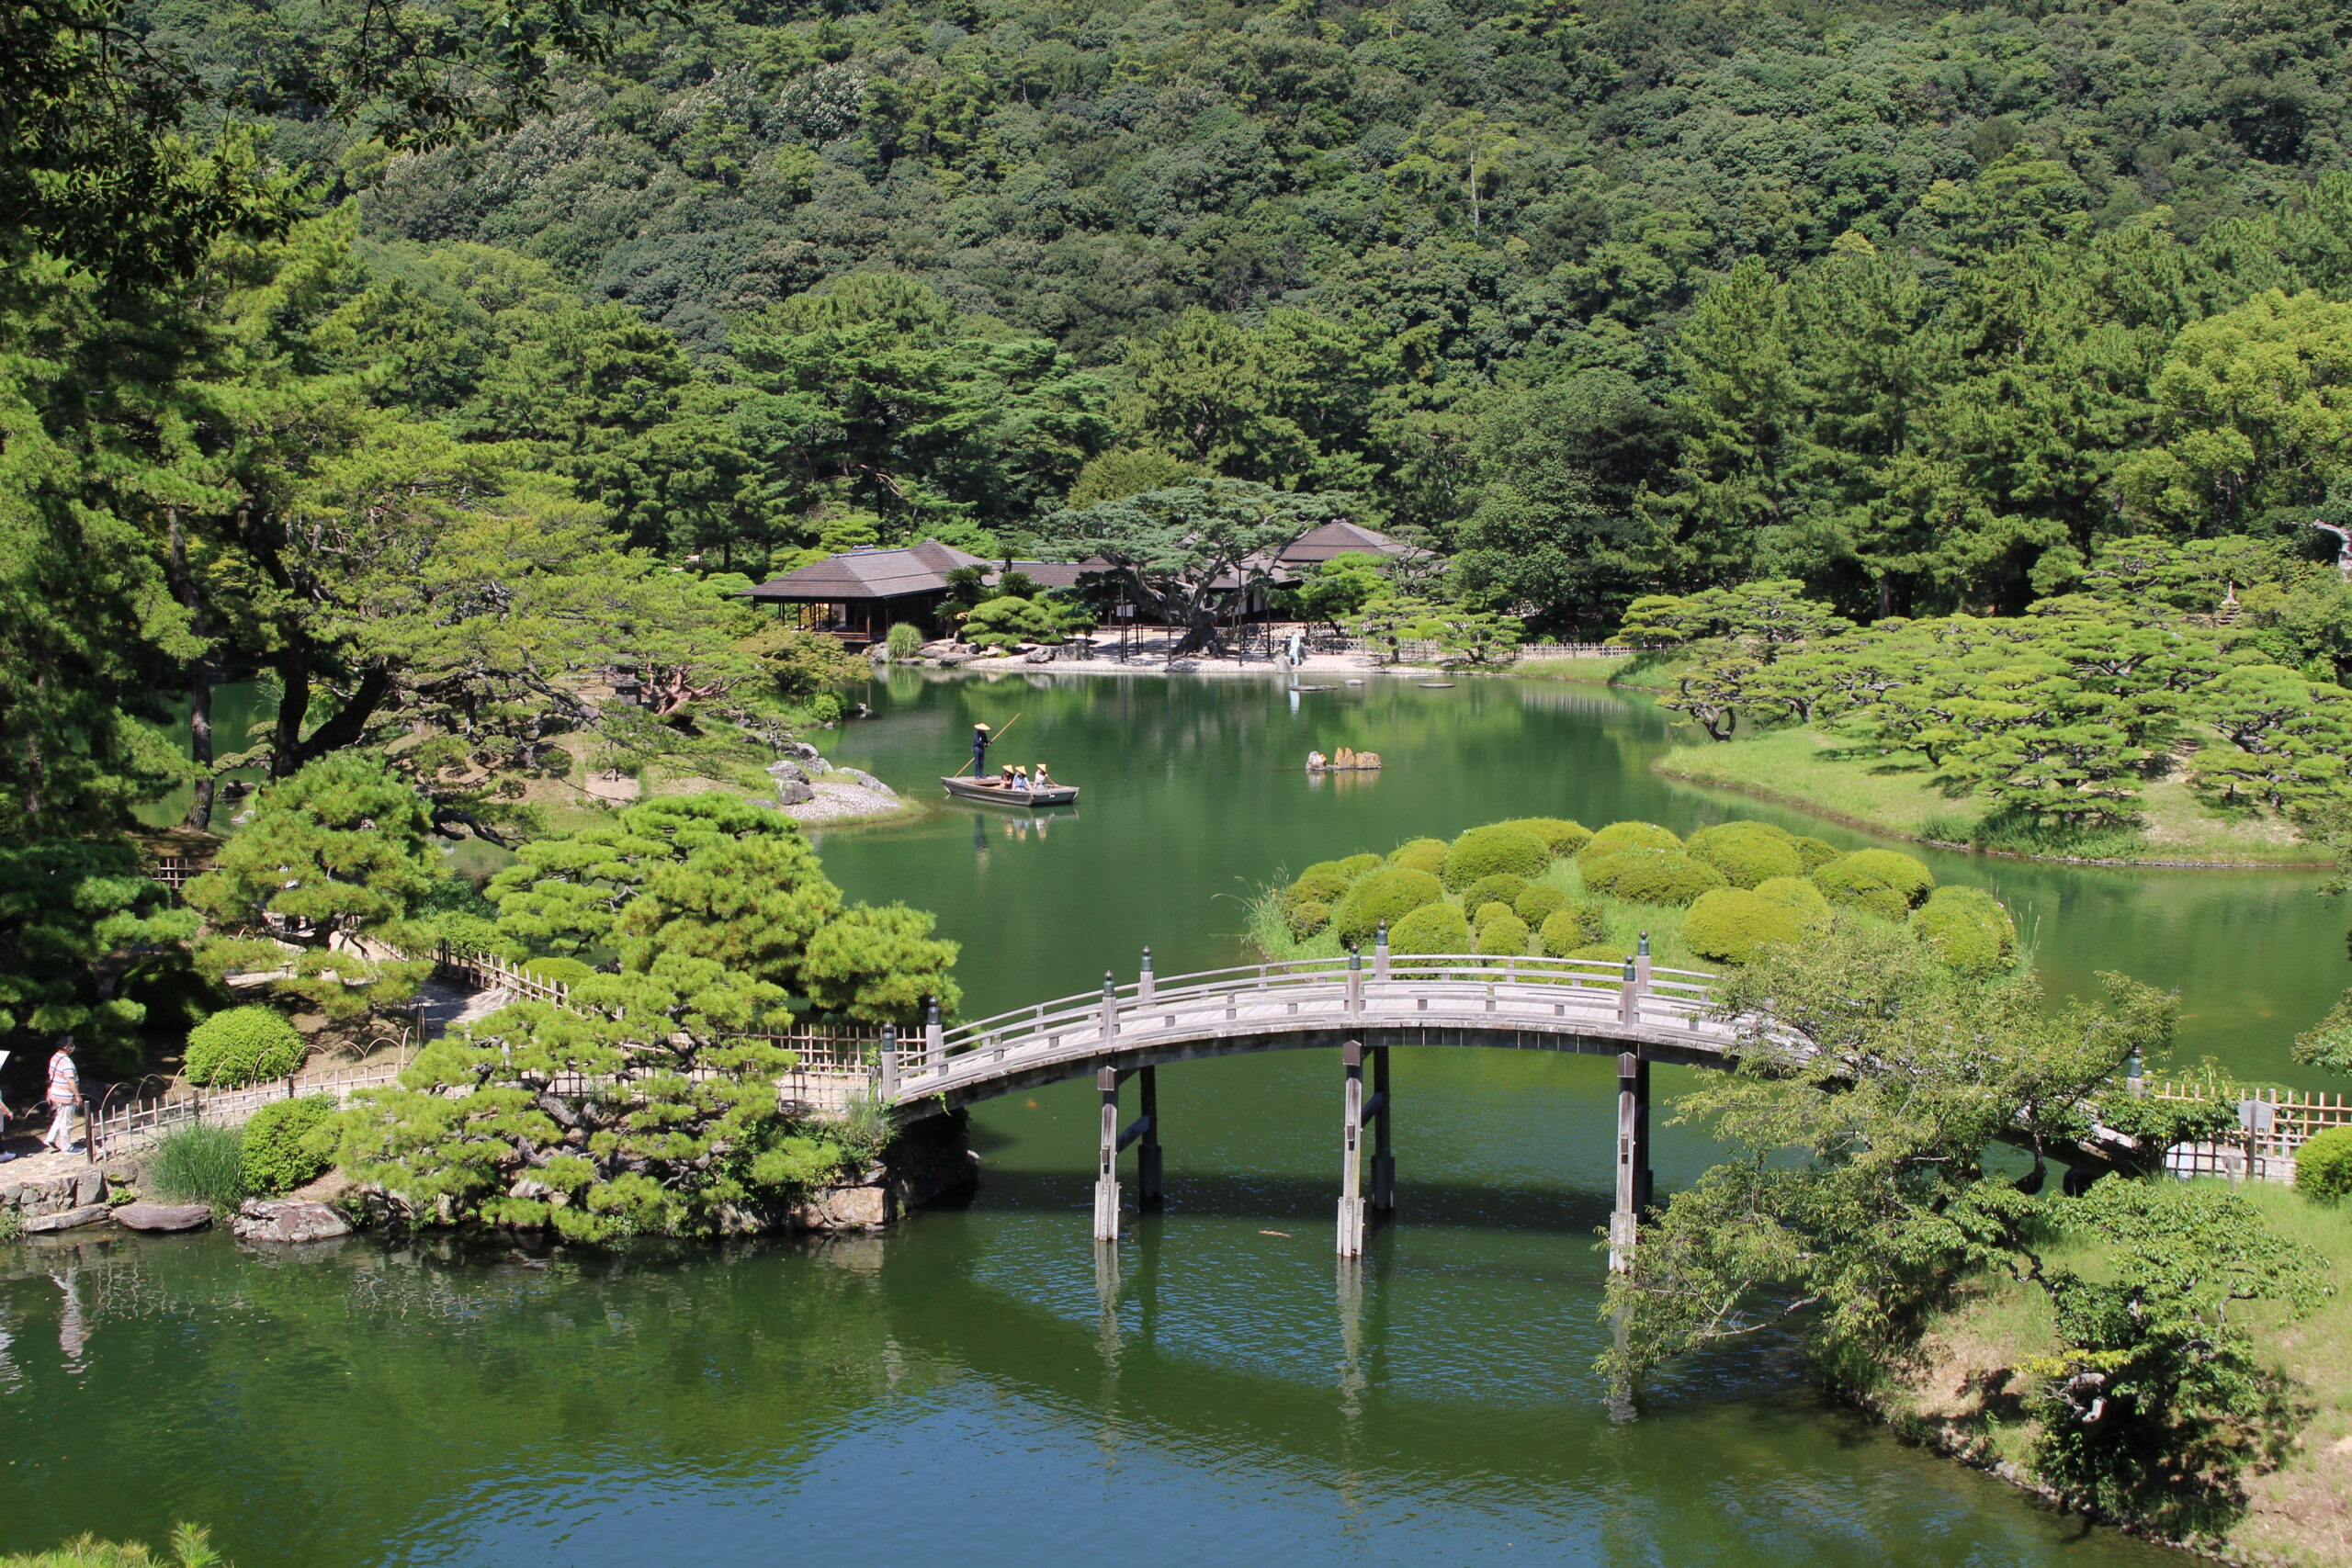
[1339,1042,1367,1257]
[1094,1066,1122,1244]
[1369,1046,1395,1215]
[1137,1066,1163,1209]
[1610,1051,1651,1274]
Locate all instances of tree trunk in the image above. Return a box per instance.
[272,651,311,778]
[168,510,216,829]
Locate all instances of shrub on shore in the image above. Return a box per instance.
[1462,874,1529,913]
[1285,866,1353,908]
[1287,900,1332,940]
[1332,868,1444,945]
[1812,850,1935,921]
[1442,824,1551,888]
[1578,821,1681,863]
[1386,838,1449,875]
[146,1125,249,1213]
[1583,850,1728,906]
[1911,886,2018,976]
[2294,1127,2352,1201]
[1497,818,1592,854]
[1682,887,1816,964]
[241,1096,339,1195]
[1539,900,1611,956]
[1514,884,1569,925]
[1388,901,1470,956]
[1476,910,1531,955]
[1753,875,1828,914]
[1792,836,1842,872]
[183,1007,304,1089]
[1687,821,1804,887]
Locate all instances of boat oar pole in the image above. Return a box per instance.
[951,710,1024,776]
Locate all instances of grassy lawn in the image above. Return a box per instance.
[1653,728,2331,867]
[1515,654,1678,691]
[1892,1180,2352,1564]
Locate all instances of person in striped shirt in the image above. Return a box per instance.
[40,1036,80,1156]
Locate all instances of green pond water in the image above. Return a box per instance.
[7,671,2336,1565]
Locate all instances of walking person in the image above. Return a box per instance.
[40,1035,80,1156]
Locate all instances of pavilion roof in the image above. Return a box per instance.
[745,540,990,602]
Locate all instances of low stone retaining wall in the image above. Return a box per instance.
[3,1165,115,1230]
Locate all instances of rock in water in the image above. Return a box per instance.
[112,1202,212,1233]
[24,1203,108,1233]
[232,1199,350,1244]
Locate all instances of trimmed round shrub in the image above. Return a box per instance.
[1811,851,1934,921]
[1463,874,1530,914]
[1578,821,1683,863]
[1442,824,1551,890]
[1497,818,1592,855]
[1540,901,1611,957]
[523,954,595,986]
[1584,851,1728,907]
[1792,836,1842,872]
[1514,885,1570,926]
[1287,900,1332,941]
[1683,888,1815,965]
[1331,853,1383,881]
[1388,901,1471,956]
[1285,867,1352,908]
[1334,868,1444,946]
[2296,1126,2352,1201]
[1753,875,1828,914]
[185,1006,306,1088]
[1686,822,1804,888]
[241,1095,338,1196]
[1911,886,2018,976]
[1476,911,1531,956]
[1840,849,1935,906]
[1473,898,1515,931]
[1387,838,1449,876]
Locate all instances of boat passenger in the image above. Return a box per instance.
[1012,765,1031,790]
[1034,763,1053,789]
[1001,764,1019,788]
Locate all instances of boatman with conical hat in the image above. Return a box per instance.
[972,722,992,776]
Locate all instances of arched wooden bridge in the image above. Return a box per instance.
[863,942,2142,1266]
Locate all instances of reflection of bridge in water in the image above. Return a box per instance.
[867,934,2138,1266]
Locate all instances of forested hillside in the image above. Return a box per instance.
[119,0,2352,625]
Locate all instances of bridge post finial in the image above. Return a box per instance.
[924,997,944,1068]
[1374,920,1390,981]
[1618,955,1639,1027]
[2126,1043,2144,1098]
[1347,944,1363,1013]
[1139,946,1154,1005]
[1634,930,1653,998]
[879,1022,899,1101]
[1102,969,1118,1041]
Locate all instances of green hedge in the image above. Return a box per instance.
[1388,901,1470,955]
[1463,874,1529,913]
[1753,874,1828,913]
[1287,900,1332,940]
[1911,886,2018,976]
[241,1095,338,1196]
[1682,887,1816,964]
[1387,838,1449,876]
[1442,824,1551,889]
[1334,868,1444,946]
[184,1006,305,1088]
[1686,821,1804,888]
[1579,821,1682,862]
[1514,885,1570,926]
[522,954,595,986]
[2297,1127,2352,1201]
[1476,911,1531,955]
[1539,901,1611,956]
[1792,836,1843,872]
[1496,818,1592,854]
[1811,852,1934,921]
[1285,867,1352,908]
[1582,850,1728,906]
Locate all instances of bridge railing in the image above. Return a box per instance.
[910,953,1740,1086]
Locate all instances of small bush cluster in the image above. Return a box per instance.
[1513,884,1569,925]
[1333,868,1444,945]
[1682,887,1818,964]
[1462,874,1529,913]
[1539,900,1611,956]
[1910,886,2018,976]
[1686,821,1804,887]
[1476,909,1531,955]
[241,1096,339,1196]
[1441,824,1551,889]
[1496,818,1592,854]
[1386,838,1449,875]
[1812,849,1936,920]
[1579,821,1682,861]
[2296,1126,2352,1201]
[183,1006,305,1089]
[1388,901,1469,955]
[1583,850,1728,906]
[1288,900,1331,939]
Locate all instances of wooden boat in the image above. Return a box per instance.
[940,775,1080,807]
